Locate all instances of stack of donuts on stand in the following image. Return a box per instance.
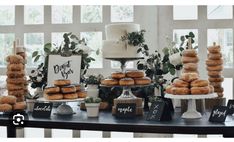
[206,43,224,97]
[44,79,86,100]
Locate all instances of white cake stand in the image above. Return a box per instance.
[165,93,217,119]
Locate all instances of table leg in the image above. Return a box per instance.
[7,126,16,138]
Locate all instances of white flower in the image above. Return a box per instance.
[36,76,43,82]
[77,44,93,55]
[30,70,38,77]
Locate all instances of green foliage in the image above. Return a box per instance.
[84,97,102,103]
[85,74,104,85]
[25,92,40,100]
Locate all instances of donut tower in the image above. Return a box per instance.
[206,43,224,97]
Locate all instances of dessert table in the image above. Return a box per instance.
[1,108,234,138]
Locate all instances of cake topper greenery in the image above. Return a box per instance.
[30,32,96,89]
[121,30,149,56]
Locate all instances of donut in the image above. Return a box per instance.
[191,86,210,95]
[0,104,12,112]
[134,77,151,85]
[16,96,25,102]
[208,45,221,53]
[210,82,222,87]
[77,91,87,98]
[183,63,198,71]
[72,84,81,91]
[217,93,224,97]
[208,53,222,60]
[191,79,209,87]
[13,102,26,110]
[7,63,24,71]
[63,93,78,99]
[126,70,144,78]
[182,49,197,57]
[61,85,76,93]
[182,69,199,74]
[111,72,126,79]
[44,86,60,94]
[119,78,135,86]
[6,78,27,84]
[101,78,119,86]
[7,84,24,91]
[179,73,199,82]
[206,65,223,71]
[54,79,71,86]
[171,87,190,95]
[6,55,24,64]
[8,90,25,97]
[44,93,63,100]
[208,71,221,77]
[172,79,189,87]
[181,56,199,64]
[7,71,25,78]
[214,87,224,93]
[165,85,173,94]
[206,59,223,66]
[208,77,224,82]
[209,85,214,93]
[0,96,17,104]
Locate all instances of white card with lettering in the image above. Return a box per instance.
[47,55,81,86]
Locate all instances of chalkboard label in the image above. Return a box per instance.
[227,100,234,115]
[32,102,53,118]
[146,100,172,121]
[209,106,228,123]
[116,103,136,118]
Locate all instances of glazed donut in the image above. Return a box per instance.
[182,49,197,57]
[172,79,189,87]
[210,82,222,87]
[13,102,26,110]
[0,104,12,112]
[6,78,27,84]
[0,96,17,104]
[44,86,60,94]
[208,45,221,53]
[134,77,151,85]
[77,91,87,98]
[209,85,214,93]
[206,59,223,66]
[61,85,76,93]
[183,63,198,71]
[191,86,210,95]
[44,93,63,100]
[191,79,209,87]
[7,84,24,91]
[179,73,199,82]
[8,90,25,97]
[63,93,78,99]
[54,79,71,86]
[181,56,199,64]
[208,77,224,82]
[111,72,126,79]
[182,69,199,74]
[208,53,222,60]
[119,78,135,86]
[171,87,190,95]
[7,71,25,78]
[6,55,24,64]
[101,78,119,86]
[208,71,221,77]
[206,65,223,71]
[72,84,81,91]
[165,85,173,94]
[126,70,144,78]
[7,63,24,71]
[214,87,224,93]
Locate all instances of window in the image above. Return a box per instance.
[0,33,15,66]
[111,5,134,22]
[207,6,232,19]
[173,6,197,20]
[52,6,73,24]
[81,6,102,23]
[24,6,44,24]
[0,6,15,25]
[51,32,66,47]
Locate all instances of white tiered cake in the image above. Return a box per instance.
[102,23,143,58]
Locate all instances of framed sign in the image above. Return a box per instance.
[116,103,136,118]
[32,102,53,118]
[47,55,81,86]
[209,106,228,123]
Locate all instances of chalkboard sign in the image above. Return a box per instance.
[227,100,234,115]
[146,100,172,121]
[32,102,53,118]
[209,106,228,123]
[116,103,136,118]
[47,55,81,86]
